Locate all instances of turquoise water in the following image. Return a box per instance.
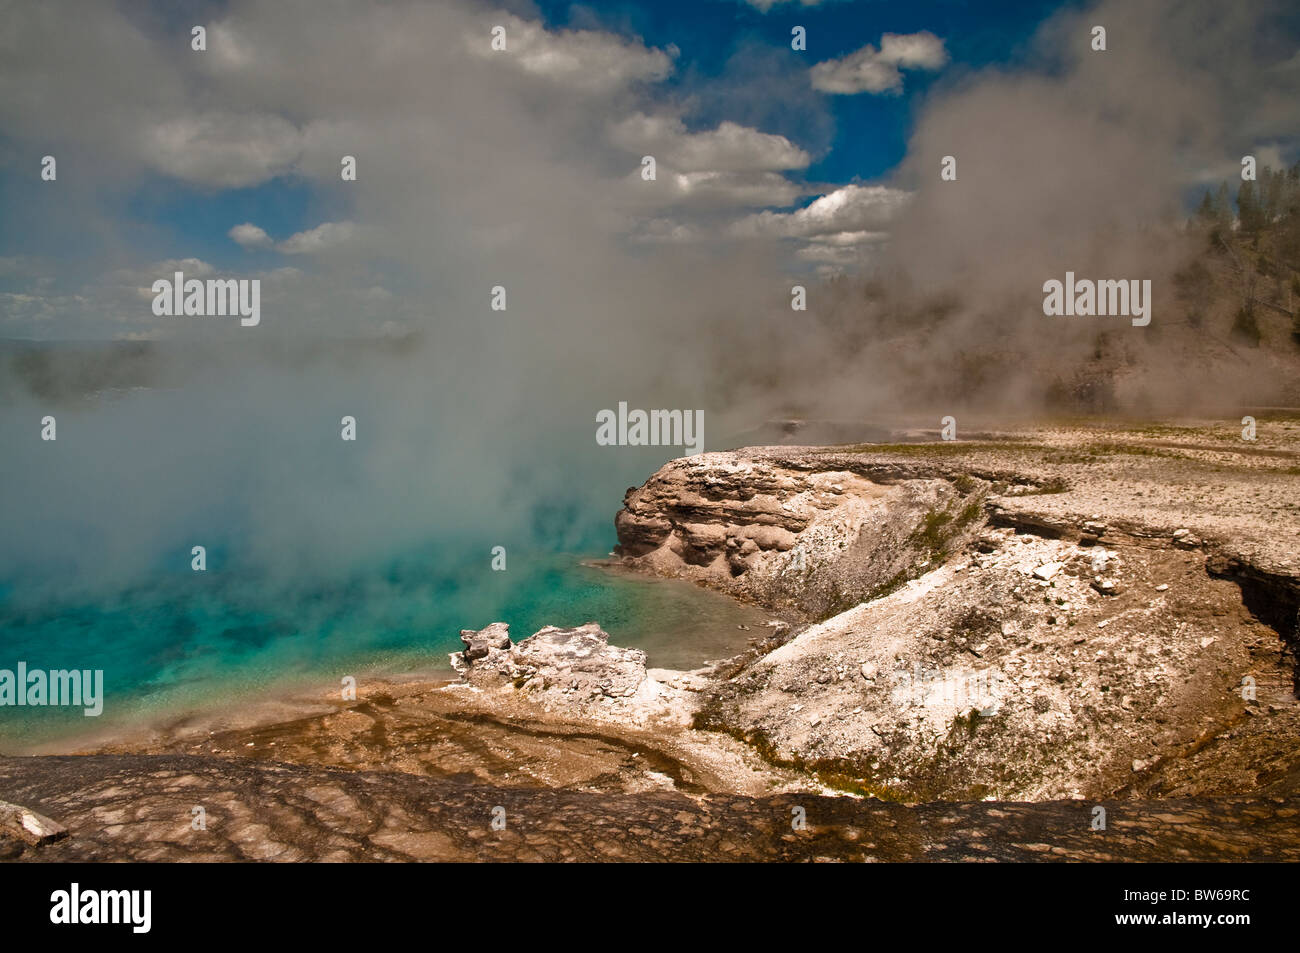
[0,370,769,751]
[0,547,772,750]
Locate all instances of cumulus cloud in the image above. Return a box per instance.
[276,222,357,255]
[464,14,672,92]
[611,114,811,172]
[796,229,890,267]
[231,221,358,255]
[646,170,806,208]
[811,31,948,95]
[609,114,812,211]
[728,184,910,238]
[229,223,273,249]
[796,243,884,278]
[145,112,304,187]
[147,258,215,278]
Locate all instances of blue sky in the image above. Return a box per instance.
[0,0,1075,315]
[1,0,1297,340]
[531,0,1073,182]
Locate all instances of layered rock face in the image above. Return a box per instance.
[614,452,986,618]
[613,435,1300,804]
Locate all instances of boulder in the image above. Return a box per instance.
[451,622,683,725]
[0,800,67,846]
[457,622,512,661]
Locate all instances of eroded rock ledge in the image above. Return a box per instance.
[614,452,987,618]
[608,434,1300,805]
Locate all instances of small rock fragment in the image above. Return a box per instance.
[1033,562,1063,580]
[1092,578,1122,596]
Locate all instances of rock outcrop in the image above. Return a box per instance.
[451,622,690,727]
[696,526,1300,801]
[615,426,1300,804]
[0,799,66,848]
[614,452,987,617]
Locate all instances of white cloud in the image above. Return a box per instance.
[728,186,906,265]
[145,112,303,187]
[658,170,806,208]
[728,184,910,238]
[229,223,273,249]
[0,0,865,343]
[0,292,58,326]
[796,233,888,263]
[811,32,948,95]
[276,222,356,255]
[465,14,672,92]
[611,114,810,172]
[879,32,950,70]
[150,258,215,277]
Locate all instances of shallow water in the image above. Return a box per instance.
[0,376,780,752]
[0,551,775,752]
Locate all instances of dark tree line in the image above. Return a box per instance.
[1197,162,1300,261]
[1193,162,1300,345]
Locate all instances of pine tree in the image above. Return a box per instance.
[1214,182,1232,227]
[1196,190,1215,222]
[1263,166,1284,224]
[1232,302,1261,345]
[1238,180,1261,232]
